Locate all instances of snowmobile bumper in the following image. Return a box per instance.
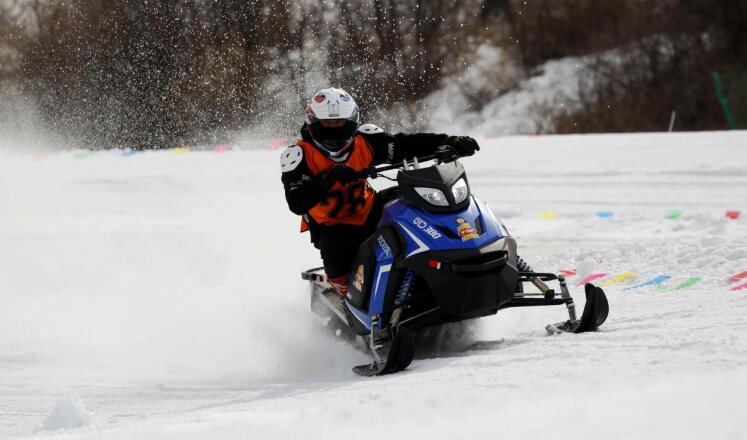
[402,246,518,318]
[506,272,572,307]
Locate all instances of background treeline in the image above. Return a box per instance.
[1,0,745,148]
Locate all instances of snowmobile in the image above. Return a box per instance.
[301,147,609,376]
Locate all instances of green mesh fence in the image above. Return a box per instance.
[713,71,747,129]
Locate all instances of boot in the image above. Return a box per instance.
[328,274,349,297]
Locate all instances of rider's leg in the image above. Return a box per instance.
[313,195,385,296]
[314,225,369,296]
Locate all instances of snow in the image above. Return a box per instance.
[38,396,93,432]
[423,51,591,136]
[1,131,746,439]
[422,46,658,137]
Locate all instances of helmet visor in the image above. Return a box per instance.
[309,119,358,152]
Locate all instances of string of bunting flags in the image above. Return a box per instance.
[33,144,239,160]
[556,269,747,292]
[539,210,741,220]
[34,145,744,222]
[46,140,277,159]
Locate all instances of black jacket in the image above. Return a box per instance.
[281,123,449,217]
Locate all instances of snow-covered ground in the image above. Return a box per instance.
[1,131,746,439]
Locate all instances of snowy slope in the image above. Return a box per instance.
[424,55,588,136]
[1,131,746,439]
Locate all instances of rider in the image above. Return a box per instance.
[280,87,479,297]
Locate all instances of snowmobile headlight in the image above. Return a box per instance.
[451,178,469,204]
[414,187,449,206]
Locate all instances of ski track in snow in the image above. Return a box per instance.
[1,131,746,439]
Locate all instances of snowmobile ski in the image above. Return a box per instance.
[353,325,415,377]
[546,284,609,334]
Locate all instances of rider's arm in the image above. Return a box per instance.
[280,145,327,215]
[358,124,449,165]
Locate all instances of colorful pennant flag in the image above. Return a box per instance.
[625,274,671,290]
[725,211,741,220]
[731,282,747,291]
[672,277,702,291]
[577,273,608,286]
[538,212,558,219]
[598,272,636,287]
[595,211,614,219]
[72,151,93,160]
[728,271,747,283]
[269,138,286,150]
[665,210,683,219]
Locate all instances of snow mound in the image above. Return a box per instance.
[575,257,597,280]
[38,395,94,432]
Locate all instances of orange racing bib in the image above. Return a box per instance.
[298,136,377,230]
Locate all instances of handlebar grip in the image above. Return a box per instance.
[363,146,464,178]
[355,167,377,179]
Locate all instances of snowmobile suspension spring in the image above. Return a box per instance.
[395,271,417,306]
[517,256,533,273]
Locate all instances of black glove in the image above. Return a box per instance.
[435,145,459,163]
[329,165,360,184]
[445,136,480,157]
[317,165,360,192]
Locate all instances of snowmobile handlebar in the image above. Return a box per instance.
[359,145,463,179]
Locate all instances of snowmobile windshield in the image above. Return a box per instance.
[397,161,471,213]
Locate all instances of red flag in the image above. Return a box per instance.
[577,273,608,286]
[728,271,747,283]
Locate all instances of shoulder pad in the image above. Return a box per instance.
[280,145,304,173]
[358,123,384,135]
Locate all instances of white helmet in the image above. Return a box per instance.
[305,87,360,158]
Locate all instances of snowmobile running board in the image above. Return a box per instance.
[301,267,327,283]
